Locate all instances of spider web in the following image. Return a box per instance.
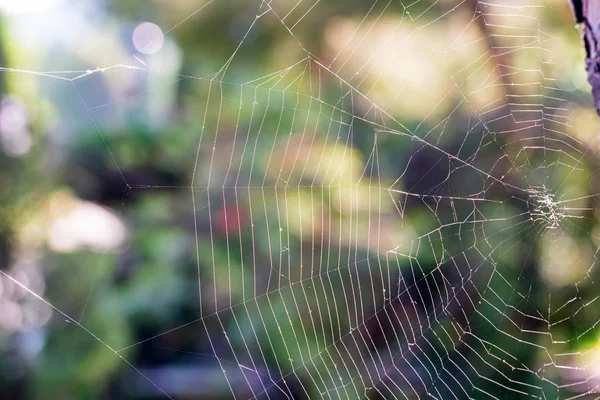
[2,0,600,398]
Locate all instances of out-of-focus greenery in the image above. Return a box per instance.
[0,0,600,399]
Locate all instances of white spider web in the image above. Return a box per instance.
[2,0,600,399]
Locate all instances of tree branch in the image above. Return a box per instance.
[572,0,600,114]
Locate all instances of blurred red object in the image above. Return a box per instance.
[213,202,248,235]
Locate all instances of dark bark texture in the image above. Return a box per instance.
[572,0,600,114]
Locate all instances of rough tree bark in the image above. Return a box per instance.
[572,0,600,114]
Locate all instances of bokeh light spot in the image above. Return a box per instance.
[132,21,164,55]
